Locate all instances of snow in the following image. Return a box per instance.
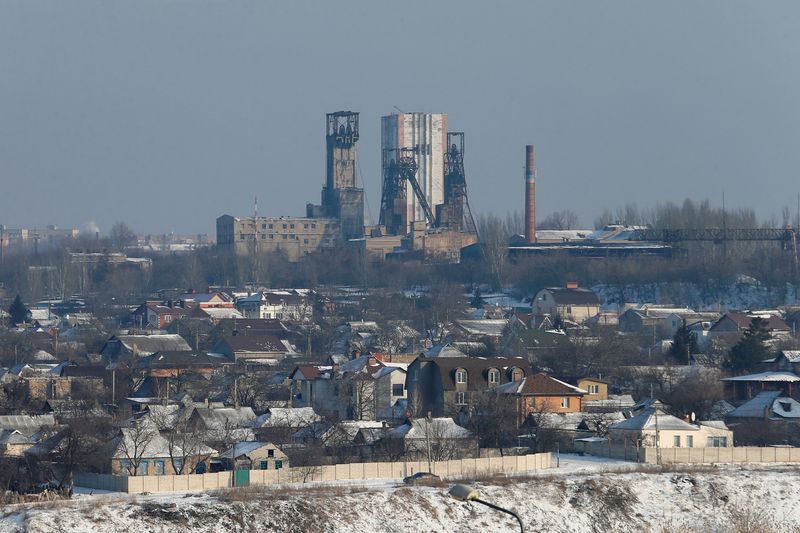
[6,459,800,532]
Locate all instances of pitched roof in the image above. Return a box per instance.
[727,391,783,418]
[715,311,790,332]
[137,351,230,368]
[496,373,587,396]
[254,407,322,428]
[192,407,256,430]
[217,335,292,354]
[388,418,473,440]
[420,356,533,391]
[610,409,698,431]
[541,287,600,305]
[0,415,56,436]
[455,319,508,337]
[219,441,281,459]
[721,371,800,382]
[114,334,192,355]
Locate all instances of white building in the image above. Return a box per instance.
[381,112,447,232]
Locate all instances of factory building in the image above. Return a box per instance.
[380,113,447,234]
[216,215,340,262]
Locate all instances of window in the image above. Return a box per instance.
[173,458,183,472]
[455,369,468,384]
[707,436,728,448]
[290,224,295,229]
[282,235,288,240]
[456,391,467,405]
[587,384,599,394]
[511,367,524,381]
[304,224,309,229]
[275,460,283,470]
[392,383,404,396]
[311,223,316,229]
[488,369,500,384]
[304,239,309,244]
[673,435,681,448]
[561,397,570,408]
[267,449,275,458]
[282,224,287,229]
[686,435,694,448]
[137,460,149,476]
[268,224,273,229]
[120,459,132,474]
[155,460,165,475]
[262,224,267,230]
[260,460,269,470]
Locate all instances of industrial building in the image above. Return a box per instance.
[306,111,365,240]
[215,215,340,261]
[379,112,447,235]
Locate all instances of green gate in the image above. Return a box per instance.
[234,469,250,487]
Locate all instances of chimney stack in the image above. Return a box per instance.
[525,145,536,243]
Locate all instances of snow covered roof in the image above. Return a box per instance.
[495,374,587,396]
[115,334,192,355]
[254,407,322,428]
[0,414,56,436]
[721,371,800,382]
[200,308,243,320]
[0,429,32,446]
[388,418,473,440]
[727,391,800,419]
[780,351,800,363]
[611,409,699,432]
[192,407,256,430]
[455,319,508,337]
[423,343,466,358]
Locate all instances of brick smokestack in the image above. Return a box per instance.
[525,145,536,243]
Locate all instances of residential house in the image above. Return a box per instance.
[383,417,478,460]
[531,283,600,323]
[179,292,235,310]
[289,356,408,421]
[608,409,733,449]
[721,371,800,401]
[111,423,216,476]
[185,406,257,445]
[405,356,533,417]
[210,335,296,365]
[218,441,288,471]
[100,334,192,362]
[453,319,508,345]
[708,311,792,346]
[577,377,608,402]
[131,303,189,330]
[725,391,800,445]
[235,291,311,321]
[494,373,586,426]
[252,406,323,443]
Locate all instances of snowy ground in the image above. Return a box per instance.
[4,456,800,532]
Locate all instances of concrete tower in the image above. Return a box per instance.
[525,145,536,243]
[380,112,447,234]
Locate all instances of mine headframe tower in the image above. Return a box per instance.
[436,132,477,235]
[379,146,435,235]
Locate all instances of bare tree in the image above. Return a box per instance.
[539,210,580,231]
[117,420,158,476]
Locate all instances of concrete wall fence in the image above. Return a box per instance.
[75,452,552,494]
[575,441,800,465]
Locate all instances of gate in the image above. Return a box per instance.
[234,469,250,487]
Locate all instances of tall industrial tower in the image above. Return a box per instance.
[308,111,365,240]
[436,132,477,235]
[380,112,447,234]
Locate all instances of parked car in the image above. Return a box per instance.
[403,472,441,485]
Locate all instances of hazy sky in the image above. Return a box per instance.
[1,1,799,235]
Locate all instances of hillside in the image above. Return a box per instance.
[3,461,800,533]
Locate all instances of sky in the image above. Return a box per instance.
[1,1,799,235]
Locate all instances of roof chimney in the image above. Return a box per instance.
[566,281,579,289]
[525,145,536,244]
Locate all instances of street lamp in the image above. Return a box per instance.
[448,484,525,533]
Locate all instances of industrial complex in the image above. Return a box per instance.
[217,111,480,263]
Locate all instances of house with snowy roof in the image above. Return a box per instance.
[608,408,732,449]
[383,417,478,460]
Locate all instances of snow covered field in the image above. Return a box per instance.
[3,457,800,532]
